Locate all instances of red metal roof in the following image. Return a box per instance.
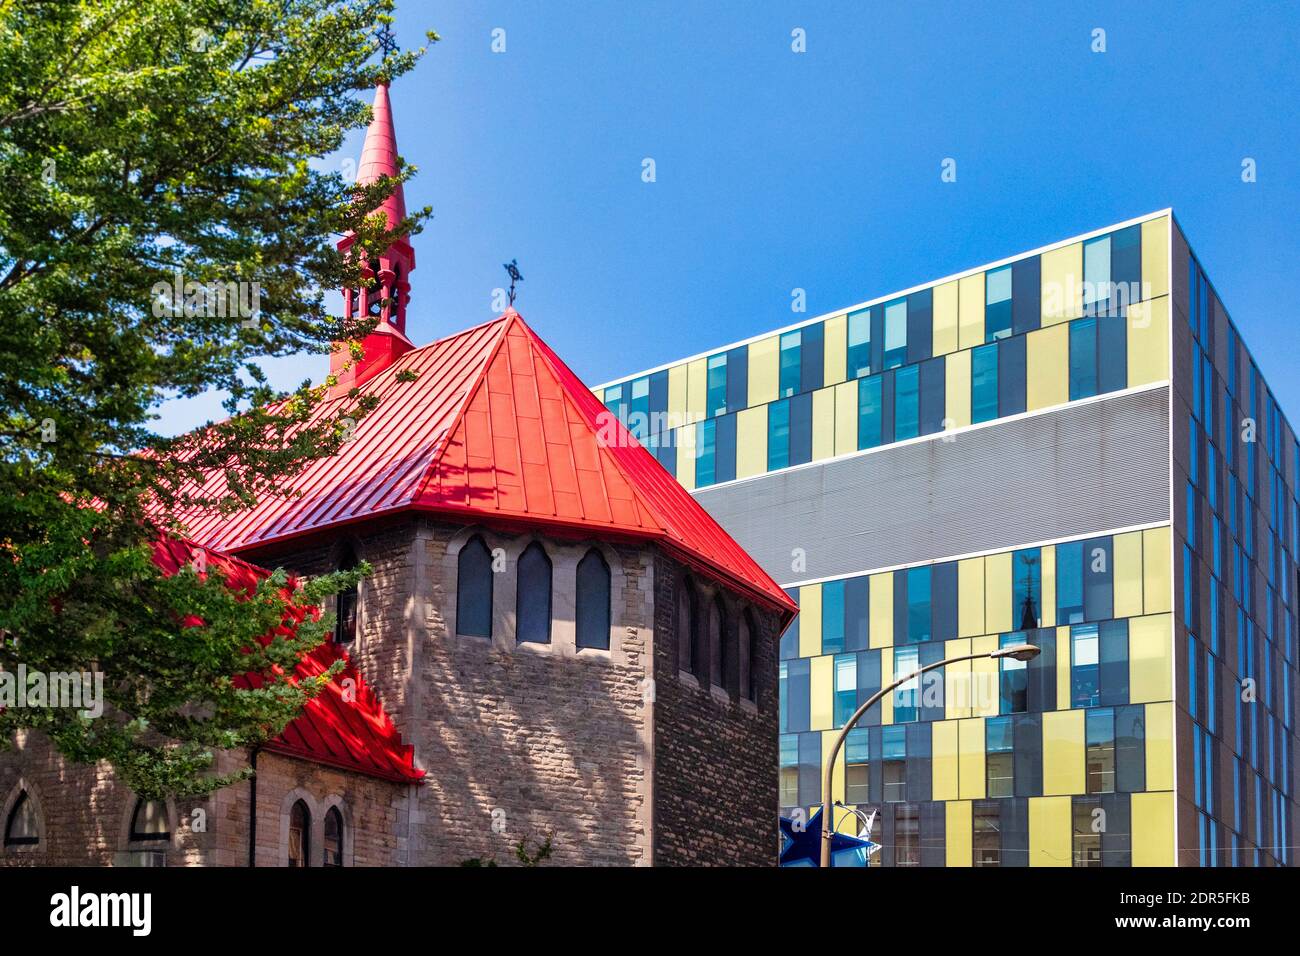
[165,311,796,622]
[151,538,423,784]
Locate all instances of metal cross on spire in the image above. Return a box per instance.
[374,22,399,58]
[503,259,524,306]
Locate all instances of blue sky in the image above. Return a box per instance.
[152,0,1300,435]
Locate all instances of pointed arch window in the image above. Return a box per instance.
[576,549,611,650]
[4,791,39,847]
[709,598,726,689]
[678,578,698,676]
[129,798,170,843]
[334,545,358,644]
[516,542,553,644]
[288,800,311,868]
[323,807,344,867]
[457,536,494,638]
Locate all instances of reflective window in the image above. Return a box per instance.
[883,300,907,368]
[288,800,310,868]
[973,802,1002,866]
[778,331,801,397]
[834,655,857,728]
[971,343,999,424]
[845,728,870,804]
[706,353,727,417]
[1071,624,1101,708]
[1069,317,1098,400]
[857,374,883,448]
[986,717,1015,798]
[576,549,611,650]
[129,799,169,842]
[1086,709,1116,794]
[985,266,1013,341]
[893,647,920,723]
[895,365,919,441]
[1072,798,1102,867]
[767,398,790,470]
[515,542,552,644]
[847,308,872,379]
[323,807,344,867]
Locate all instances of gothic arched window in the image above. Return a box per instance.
[288,800,311,868]
[323,806,344,867]
[457,536,494,638]
[516,542,552,644]
[3,791,39,847]
[129,799,170,843]
[576,549,611,650]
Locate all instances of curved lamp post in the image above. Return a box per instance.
[819,642,1041,868]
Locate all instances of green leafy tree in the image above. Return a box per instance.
[0,0,435,797]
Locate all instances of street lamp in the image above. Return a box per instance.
[820,642,1040,868]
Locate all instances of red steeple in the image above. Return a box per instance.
[331,81,416,397]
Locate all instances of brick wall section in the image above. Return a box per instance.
[650,551,781,866]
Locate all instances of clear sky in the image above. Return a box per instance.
[152,0,1300,436]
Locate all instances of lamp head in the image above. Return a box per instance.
[992,643,1041,662]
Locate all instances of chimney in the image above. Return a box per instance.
[330,81,416,397]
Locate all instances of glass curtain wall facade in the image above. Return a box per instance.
[597,211,1299,866]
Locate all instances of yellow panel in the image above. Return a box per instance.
[1129,613,1173,703]
[1113,531,1145,618]
[685,358,707,425]
[933,280,960,356]
[1141,216,1169,301]
[799,585,822,659]
[1041,242,1083,325]
[946,801,972,867]
[1025,324,1069,411]
[1056,626,1071,710]
[1145,701,1174,791]
[932,720,960,801]
[735,406,768,479]
[1029,796,1072,866]
[667,363,687,426]
[958,717,986,800]
[1127,296,1170,386]
[971,635,999,718]
[812,388,835,461]
[675,423,696,490]
[1040,545,1056,628]
[868,572,893,648]
[984,551,1012,634]
[823,314,847,387]
[1131,792,1175,866]
[945,638,973,719]
[958,273,985,349]
[945,349,971,429]
[834,381,857,456]
[1042,709,1085,795]
[879,647,893,724]
[957,558,985,638]
[821,731,845,804]
[809,655,833,731]
[1142,525,1172,614]
[747,335,778,406]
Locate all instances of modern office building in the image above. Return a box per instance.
[596,210,1298,866]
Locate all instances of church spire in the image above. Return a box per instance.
[331,81,416,396]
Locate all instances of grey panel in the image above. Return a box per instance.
[693,387,1171,585]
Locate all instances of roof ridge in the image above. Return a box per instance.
[409,312,518,503]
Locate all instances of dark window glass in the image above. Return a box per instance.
[1056,540,1085,623]
[895,364,920,441]
[741,613,758,702]
[821,580,845,654]
[906,288,933,364]
[1000,633,1029,715]
[1098,619,1129,706]
[695,420,716,487]
[784,658,810,733]
[714,412,737,484]
[1115,704,1146,792]
[708,598,726,688]
[288,800,311,868]
[893,647,919,723]
[649,369,670,430]
[1111,225,1142,306]
[844,576,870,652]
[705,353,727,417]
[882,726,907,802]
[1012,255,1041,334]
[930,562,957,643]
[4,791,39,846]
[576,549,611,650]
[456,536,494,638]
[779,735,799,808]
[997,334,1027,417]
[1013,548,1043,630]
[678,579,696,674]
[894,804,920,866]
[780,588,800,660]
[845,728,870,804]
[1083,536,1114,622]
[971,344,999,423]
[858,374,884,448]
[1070,318,1099,401]
[918,357,945,435]
[1097,313,1127,393]
[725,347,748,415]
[801,322,825,392]
[797,731,821,806]
[323,807,343,867]
[334,546,358,644]
[515,542,552,644]
[987,716,1015,798]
